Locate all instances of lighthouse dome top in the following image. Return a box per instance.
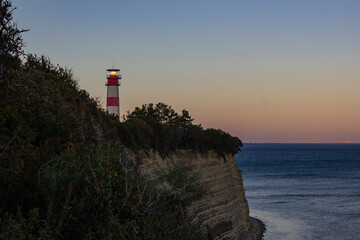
[106,68,120,72]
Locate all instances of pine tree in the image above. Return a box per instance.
[0,0,28,79]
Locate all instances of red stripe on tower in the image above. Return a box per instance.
[107,97,119,106]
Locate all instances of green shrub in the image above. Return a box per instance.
[117,102,243,156]
[0,207,53,240]
[35,143,207,239]
[156,160,208,207]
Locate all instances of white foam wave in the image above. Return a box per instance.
[251,209,312,240]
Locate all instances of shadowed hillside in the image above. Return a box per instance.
[0,1,245,239]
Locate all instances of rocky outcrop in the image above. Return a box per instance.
[138,150,263,240]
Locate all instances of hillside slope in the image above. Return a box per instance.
[1,1,264,239]
[139,150,265,240]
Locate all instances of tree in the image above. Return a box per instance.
[0,0,28,79]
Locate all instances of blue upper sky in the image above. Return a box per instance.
[12,0,360,142]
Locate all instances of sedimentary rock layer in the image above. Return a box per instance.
[138,150,254,240]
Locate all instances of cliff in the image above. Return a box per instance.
[138,150,264,240]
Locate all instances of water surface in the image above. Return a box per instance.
[235,143,360,240]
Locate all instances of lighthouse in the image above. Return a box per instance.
[105,68,122,117]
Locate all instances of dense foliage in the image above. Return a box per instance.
[1,143,207,239]
[0,1,242,239]
[116,103,243,156]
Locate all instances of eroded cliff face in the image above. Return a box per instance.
[138,150,254,240]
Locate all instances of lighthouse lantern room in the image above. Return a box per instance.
[105,68,122,117]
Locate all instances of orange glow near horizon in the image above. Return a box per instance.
[15,0,360,143]
[102,64,360,143]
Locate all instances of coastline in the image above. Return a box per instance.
[244,217,266,240]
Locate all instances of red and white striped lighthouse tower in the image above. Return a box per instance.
[105,68,122,117]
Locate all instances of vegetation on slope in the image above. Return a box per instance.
[116,102,243,156]
[0,1,242,239]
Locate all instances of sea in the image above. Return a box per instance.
[234,143,360,240]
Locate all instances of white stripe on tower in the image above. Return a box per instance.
[107,106,119,115]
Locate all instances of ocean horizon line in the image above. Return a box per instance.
[244,142,360,144]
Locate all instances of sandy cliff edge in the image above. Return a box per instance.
[137,150,265,240]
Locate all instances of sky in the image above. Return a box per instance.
[12,0,360,143]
